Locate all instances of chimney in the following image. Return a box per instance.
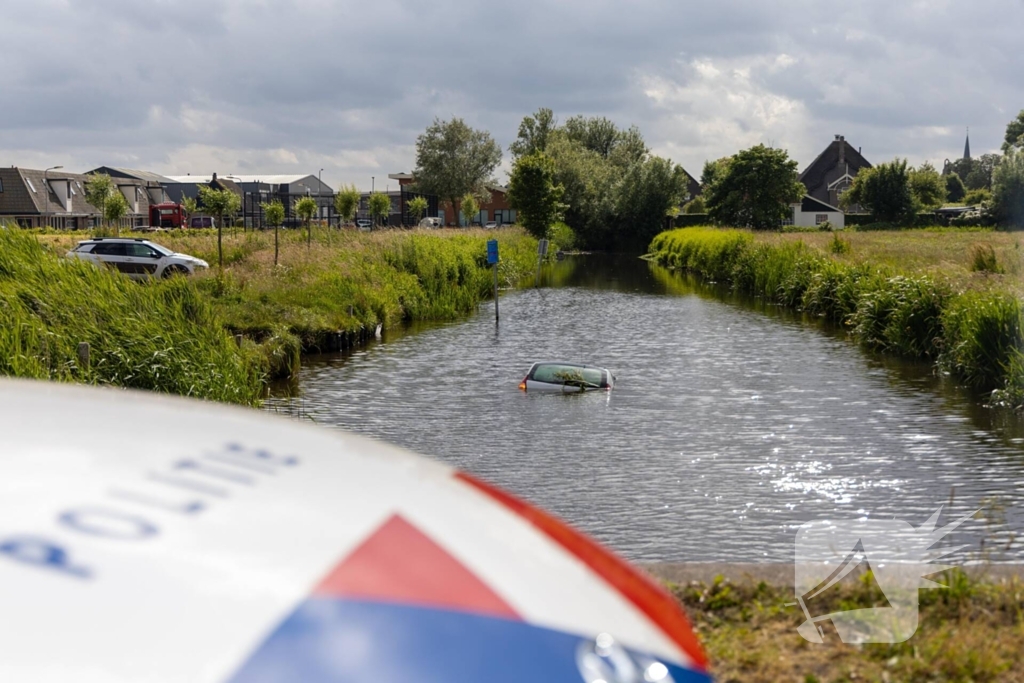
[212,172,218,181]
[838,135,845,166]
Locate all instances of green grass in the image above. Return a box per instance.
[38,227,538,385]
[649,227,1024,404]
[0,229,264,405]
[673,571,1024,683]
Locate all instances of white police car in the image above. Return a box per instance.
[67,238,209,279]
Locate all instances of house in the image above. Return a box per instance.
[387,173,515,226]
[787,196,845,229]
[161,174,335,228]
[799,135,872,209]
[0,167,103,229]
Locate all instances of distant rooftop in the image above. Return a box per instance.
[163,174,320,185]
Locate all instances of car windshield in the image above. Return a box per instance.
[148,243,174,256]
[532,364,603,386]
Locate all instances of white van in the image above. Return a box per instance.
[189,216,216,229]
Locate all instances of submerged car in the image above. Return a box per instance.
[519,362,615,393]
[67,238,209,279]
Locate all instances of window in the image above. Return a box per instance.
[26,178,36,193]
[126,243,159,258]
[0,178,4,192]
[530,364,604,387]
[92,243,127,256]
[815,214,829,225]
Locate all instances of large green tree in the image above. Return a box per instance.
[700,157,731,191]
[507,152,565,239]
[841,159,916,223]
[613,156,687,249]
[992,149,1024,227]
[908,161,947,209]
[414,117,501,227]
[333,184,360,226]
[1003,109,1024,153]
[509,107,556,159]
[197,186,241,268]
[705,145,804,230]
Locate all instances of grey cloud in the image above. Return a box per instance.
[0,0,1022,185]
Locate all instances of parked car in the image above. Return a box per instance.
[66,238,209,279]
[418,217,442,229]
[518,362,615,393]
[484,221,498,229]
[356,219,373,230]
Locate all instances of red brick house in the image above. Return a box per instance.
[388,173,517,226]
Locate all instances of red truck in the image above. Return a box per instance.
[149,202,186,228]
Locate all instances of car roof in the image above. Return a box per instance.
[530,361,605,370]
[80,238,150,243]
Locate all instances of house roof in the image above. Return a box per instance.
[0,168,104,216]
[799,195,842,213]
[387,171,506,195]
[799,137,871,193]
[90,167,176,185]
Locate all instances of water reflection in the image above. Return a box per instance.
[266,255,1024,563]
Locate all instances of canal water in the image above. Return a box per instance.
[265,255,1024,564]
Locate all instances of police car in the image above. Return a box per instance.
[67,238,209,279]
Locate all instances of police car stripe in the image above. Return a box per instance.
[455,471,709,672]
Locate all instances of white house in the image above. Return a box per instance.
[787,195,845,229]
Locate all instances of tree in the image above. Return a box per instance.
[683,196,706,214]
[294,195,318,248]
[509,107,556,159]
[945,173,966,203]
[613,156,688,249]
[181,196,198,226]
[992,149,1024,227]
[908,161,947,209]
[460,192,480,227]
[507,152,565,238]
[414,117,502,227]
[964,188,992,206]
[1003,109,1024,153]
[198,186,241,268]
[367,192,391,228]
[966,153,1002,191]
[84,173,115,233]
[841,159,916,224]
[333,184,360,226]
[262,199,285,266]
[407,196,429,226]
[700,157,731,191]
[705,145,804,230]
[104,190,129,236]
[563,115,620,158]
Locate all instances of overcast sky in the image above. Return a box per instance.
[2,0,1022,189]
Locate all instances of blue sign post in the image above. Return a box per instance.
[487,240,499,323]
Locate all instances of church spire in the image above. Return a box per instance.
[964,127,971,160]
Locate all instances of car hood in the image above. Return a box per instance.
[172,253,209,267]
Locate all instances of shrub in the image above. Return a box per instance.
[964,188,993,206]
[547,221,578,251]
[829,232,851,254]
[968,244,1002,273]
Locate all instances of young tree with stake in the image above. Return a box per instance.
[262,199,285,265]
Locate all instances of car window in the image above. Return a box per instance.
[92,243,127,256]
[531,364,603,386]
[73,243,94,253]
[126,243,159,258]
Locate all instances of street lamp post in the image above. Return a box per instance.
[43,165,63,230]
[318,168,323,228]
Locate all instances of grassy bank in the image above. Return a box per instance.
[648,228,1024,406]
[669,570,1024,682]
[0,230,265,404]
[40,227,537,381]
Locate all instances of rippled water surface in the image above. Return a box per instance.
[266,255,1024,563]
